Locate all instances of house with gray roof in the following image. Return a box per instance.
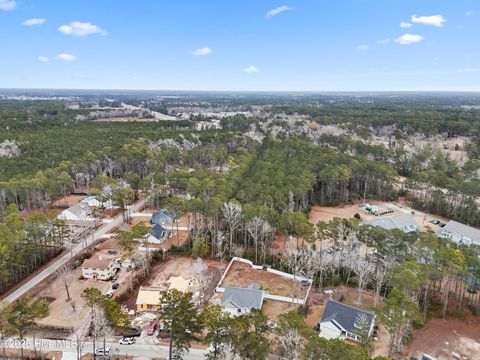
[221,283,264,316]
[143,223,171,244]
[57,202,92,222]
[150,209,175,226]
[437,220,480,246]
[319,300,375,342]
[363,213,419,233]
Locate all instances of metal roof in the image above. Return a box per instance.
[440,220,480,244]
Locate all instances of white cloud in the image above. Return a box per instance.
[357,45,368,51]
[376,39,390,44]
[411,15,446,27]
[22,18,46,26]
[465,11,474,16]
[37,56,49,63]
[58,22,107,36]
[191,47,212,56]
[395,33,424,45]
[55,53,77,62]
[400,22,412,29]
[266,5,292,18]
[243,66,259,73]
[457,68,480,73]
[0,0,15,11]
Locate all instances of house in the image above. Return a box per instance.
[136,287,163,312]
[150,209,175,225]
[318,300,375,342]
[58,202,92,222]
[221,283,264,316]
[81,195,113,209]
[143,224,171,244]
[437,220,480,246]
[363,213,419,233]
[82,256,120,280]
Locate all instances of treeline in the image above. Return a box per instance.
[0,205,66,293]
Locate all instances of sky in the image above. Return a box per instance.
[0,0,479,91]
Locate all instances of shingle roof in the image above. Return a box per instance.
[152,224,168,240]
[320,300,374,333]
[364,213,418,232]
[68,202,90,217]
[151,209,175,225]
[221,285,263,310]
[82,257,112,269]
[440,220,480,244]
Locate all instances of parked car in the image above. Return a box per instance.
[105,290,114,298]
[107,250,118,255]
[147,321,158,336]
[119,337,135,345]
[111,276,118,282]
[95,347,111,356]
[301,279,310,286]
[112,282,119,290]
[430,219,440,225]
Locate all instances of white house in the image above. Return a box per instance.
[58,202,92,222]
[221,283,264,316]
[143,224,171,245]
[82,256,120,281]
[319,300,375,342]
[437,220,480,246]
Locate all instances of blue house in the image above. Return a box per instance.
[150,209,175,225]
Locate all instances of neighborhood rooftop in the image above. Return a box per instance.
[364,213,419,233]
[320,300,375,334]
[221,283,263,311]
[439,220,480,245]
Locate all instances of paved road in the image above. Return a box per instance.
[5,338,206,359]
[2,199,146,303]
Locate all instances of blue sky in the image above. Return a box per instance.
[0,0,479,91]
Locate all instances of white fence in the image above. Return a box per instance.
[216,257,312,305]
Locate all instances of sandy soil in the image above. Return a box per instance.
[51,194,87,208]
[220,261,309,299]
[403,312,480,360]
[120,256,227,311]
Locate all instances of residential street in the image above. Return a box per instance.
[4,337,206,359]
[2,198,146,303]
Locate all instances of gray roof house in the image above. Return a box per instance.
[151,209,175,225]
[319,300,375,342]
[438,220,480,246]
[57,202,92,222]
[221,283,264,316]
[364,213,419,233]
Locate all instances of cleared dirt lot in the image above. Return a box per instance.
[403,311,480,360]
[121,256,227,310]
[219,260,309,299]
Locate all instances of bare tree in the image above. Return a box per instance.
[278,329,304,360]
[283,239,309,303]
[355,259,373,304]
[222,202,242,257]
[219,343,242,360]
[55,263,74,302]
[247,217,270,263]
[91,305,112,357]
[214,231,227,261]
[190,258,211,307]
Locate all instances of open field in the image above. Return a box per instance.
[219,260,309,299]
